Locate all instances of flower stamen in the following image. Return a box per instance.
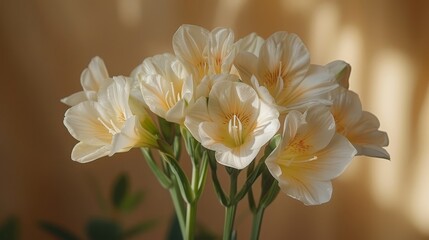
[228,115,243,146]
[165,81,182,109]
[98,117,121,135]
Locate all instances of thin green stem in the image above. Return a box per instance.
[185,202,197,240]
[223,169,239,240]
[169,178,186,239]
[223,204,237,240]
[184,144,202,240]
[208,151,228,206]
[250,207,265,240]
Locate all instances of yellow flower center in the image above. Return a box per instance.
[98,117,122,135]
[264,61,287,97]
[214,55,222,74]
[196,60,208,82]
[164,81,182,109]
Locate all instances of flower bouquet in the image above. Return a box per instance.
[62,24,389,240]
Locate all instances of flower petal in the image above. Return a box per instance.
[278,177,333,206]
[258,32,310,87]
[110,115,141,155]
[208,81,259,124]
[184,97,211,142]
[209,27,235,73]
[80,56,110,93]
[166,99,187,123]
[331,88,362,129]
[302,134,356,180]
[234,52,258,84]
[140,74,170,119]
[300,105,337,152]
[215,144,259,169]
[64,101,111,144]
[199,122,230,152]
[347,111,390,159]
[71,142,110,163]
[326,60,351,89]
[251,101,280,149]
[279,64,337,111]
[234,32,264,56]
[97,77,132,120]
[173,24,209,66]
[61,91,88,106]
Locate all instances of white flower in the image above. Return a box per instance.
[63,76,158,163]
[185,80,280,169]
[234,32,337,113]
[326,60,389,159]
[331,87,390,159]
[61,56,112,106]
[137,53,193,124]
[266,106,356,205]
[172,25,263,85]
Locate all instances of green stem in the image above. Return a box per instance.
[223,168,239,240]
[184,148,201,240]
[169,179,186,239]
[250,207,265,240]
[223,204,237,240]
[185,202,197,240]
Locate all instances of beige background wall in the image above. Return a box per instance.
[1,0,429,239]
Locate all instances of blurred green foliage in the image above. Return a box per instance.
[40,173,156,240]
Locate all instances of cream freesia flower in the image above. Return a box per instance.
[331,87,390,159]
[61,56,112,106]
[137,53,193,124]
[172,25,264,85]
[64,76,158,163]
[234,32,337,114]
[185,79,280,169]
[327,60,389,159]
[266,106,356,205]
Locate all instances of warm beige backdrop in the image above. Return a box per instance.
[1,0,429,239]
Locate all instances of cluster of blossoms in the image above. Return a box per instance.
[63,24,389,239]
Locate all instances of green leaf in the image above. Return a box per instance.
[87,175,108,214]
[207,150,228,206]
[119,191,145,213]
[112,173,129,210]
[162,153,194,204]
[0,217,19,240]
[196,151,209,198]
[141,148,172,189]
[173,134,182,160]
[260,165,274,198]
[39,221,79,240]
[158,116,176,145]
[122,219,157,239]
[85,218,122,240]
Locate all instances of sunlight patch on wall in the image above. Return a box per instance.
[368,49,414,209]
[333,25,364,180]
[117,0,144,27]
[408,93,429,235]
[213,0,247,27]
[281,0,317,12]
[308,1,340,62]
[336,25,364,94]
